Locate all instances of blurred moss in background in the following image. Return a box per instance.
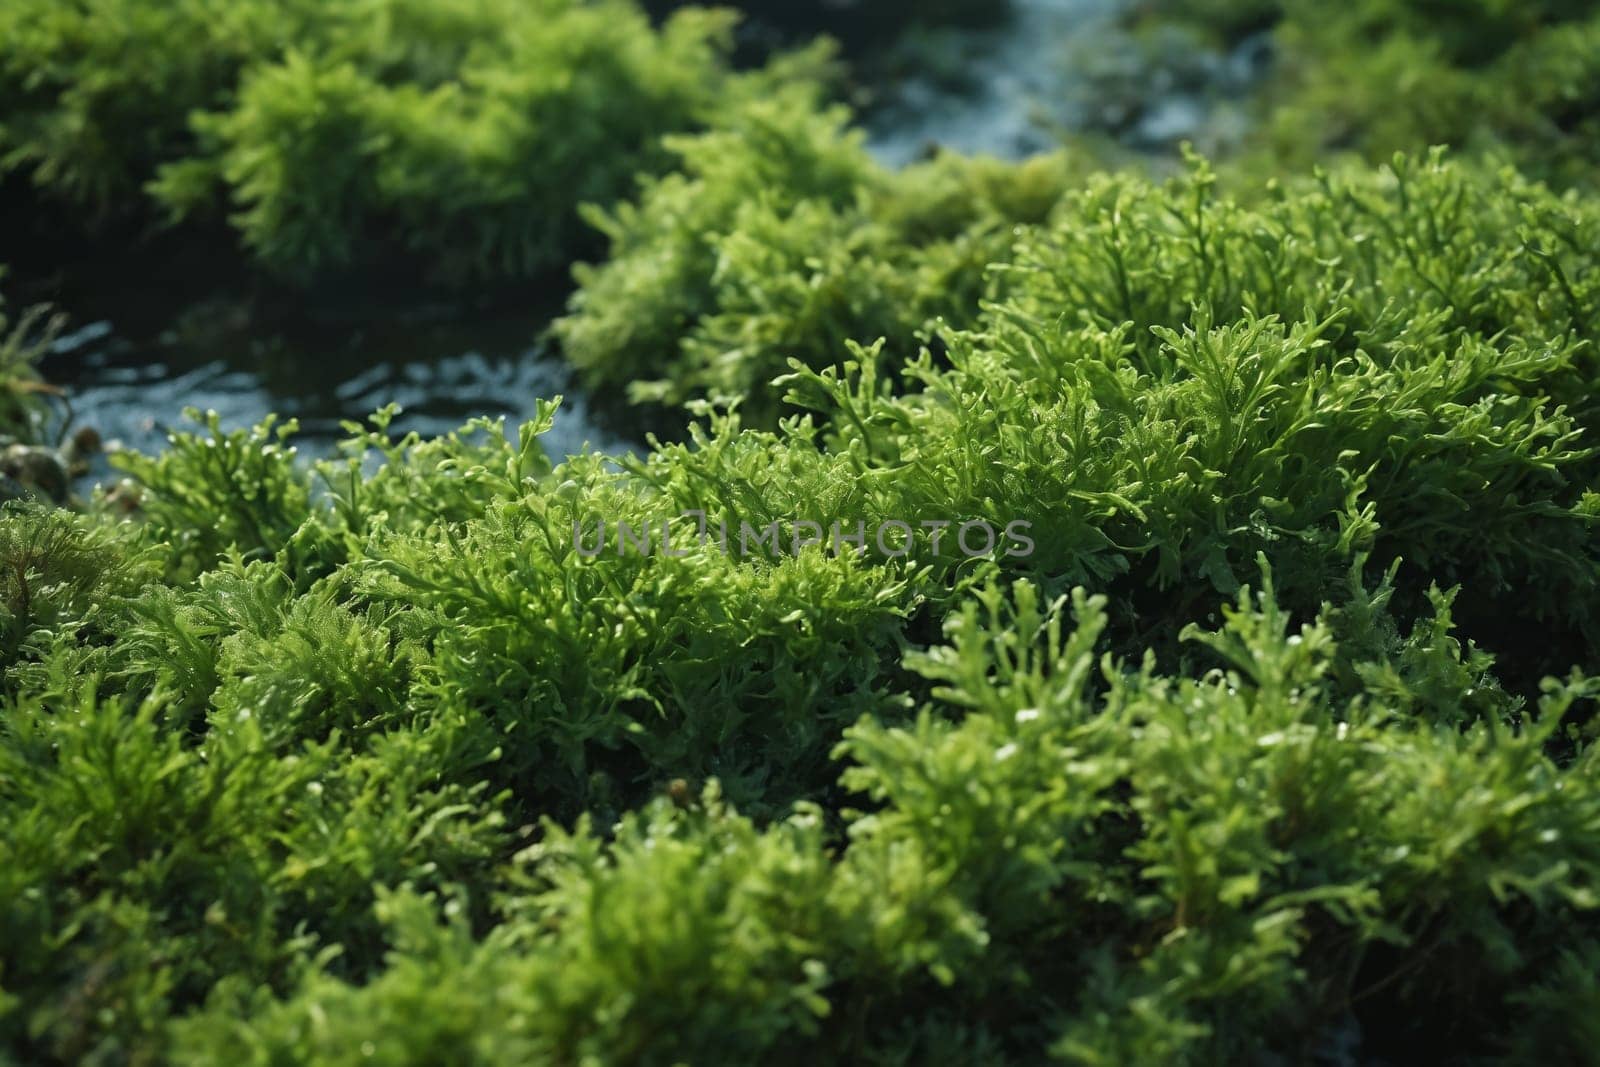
[1115,0,1600,185]
[0,0,838,285]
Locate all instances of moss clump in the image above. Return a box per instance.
[1129,0,1600,185]
[561,133,1600,460]
[2,148,1598,1062]
[554,99,1083,431]
[0,0,831,284]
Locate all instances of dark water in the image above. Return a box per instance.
[44,298,630,467]
[32,0,1256,477]
[863,0,1120,166]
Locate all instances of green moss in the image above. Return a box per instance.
[6,3,1600,1054]
[1132,0,1600,184]
[555,100,1084,430]
[0,290,59,447]
[3,142,1599,1061]
[0,0,832,284]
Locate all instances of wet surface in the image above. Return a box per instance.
[43,301,631,467]
[862,0,1268,163]
[863,0,1122,166]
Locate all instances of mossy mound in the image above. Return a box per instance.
[3,149,1599,1062]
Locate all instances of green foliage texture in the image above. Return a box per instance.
[1134,0,1600,185]
[0,0,829,283]
[4,145,1600,1061]
[555,101,1081,430]
[0,289,60,446]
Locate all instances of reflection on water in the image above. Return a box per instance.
[44,300,633,487]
